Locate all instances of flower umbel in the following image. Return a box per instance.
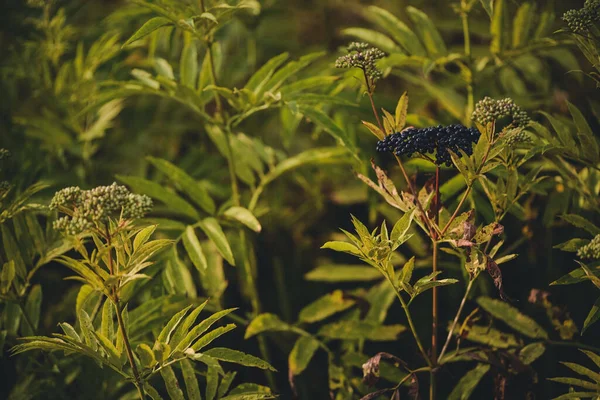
[335,42,385,85]
[563,0,600,33]
[376,124,480,167]
[50,183,152,235]
[577,234,600,260]
[471,97,530,128]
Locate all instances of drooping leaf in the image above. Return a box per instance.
[245,313,294,339]
[223,207,261,232]
[477,297,548,339]
[181,359,202,400]
[204,347,276,371]
[147,157,215,214]
[198,218,235,266]
[448,363,490,400]
[298,290,355,323]
[160,365,185,400]
[289,336,320,376]
[123,17,172,47]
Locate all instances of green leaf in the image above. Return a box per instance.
[554,238,589,252]
[406,6,447,57]
[137,343,156,368]
[133,225,157,251]
[144,383,164,400]
[180,42,198,88]
[206,366,218,400]
[583,297,600,334]
[100,299,115,341]
[490,0,505,53]
[321,241,361,256]
[161,365,185,400]
[204,348,276,371]
[340,28,399,53]
[395,92,409,131]
[480,0,493,18]
[191,323,236,351]
[519,342,545,364]
[549,377,599,391]
[560,362,600,383]
[78,309,98,351]
[568,101,600,163]
[318,320,406,341]
[147,157,215,214]
[157,305,193,345]
[391,209,415,242]
[117,175,199,219]
[289,336,320,376]
[174,308,237,352]
[245,53,289,95]
[512,2,534,48]
[551,267,591,286]
[198,218,235,266]
[223,207,261,232]
[181,359,201,400]
[448,364,490,400]
[477,297,548,339]
[298,290,355,323]
[170,301,208,348]
[0,261,15,294]
[1,226,26,279]
[560,214,600,236]
[299,106,354,152]
[183,226,209,273]
[263,51,325,94]
[458,324,520,348]
[22,285,42,335]
[217,372,237,398]
[539,112,577,150]
[304,264,382,282]
[123,17,172,47]
[364,6,426,56]
[245,313,293,339]
[581,350,600,369]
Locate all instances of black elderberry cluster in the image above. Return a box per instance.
[376,124,480,166]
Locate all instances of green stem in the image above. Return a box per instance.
[106,228,145,399]
[546,340,600,354]
[437,275,476,364]
[389,280,432,368]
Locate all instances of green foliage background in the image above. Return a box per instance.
[1,0,599,399]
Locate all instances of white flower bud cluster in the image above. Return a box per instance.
[50,183,152,235]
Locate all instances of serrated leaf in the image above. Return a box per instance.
[458,324,520,348]
[100,299,115,341]
[362,121,385,140]
[181,358,201,400]
[448,363,490,400]
[394,92,408,131]
[300,106,354,152]
[477,297,548,339]
[560,214,600,236]
[406,6,447,57]
[191,323,236,351]
[161,365,185,400]
[174,308,237,352]
[391,209,414,242]
[289,336,320,376]
[298,290,355,323]
[245,53,289,95]
[198,218,235,266]
[560,362,600,383]
[204,348,276,371]
[583,297,600,334]
[137,343,156,368]
[22,285,42,335]
[147,157,215,214]
[519,342,545,364]
[157,305,193,345]
[117,175,199,219]
[364,6,426,56]
[554,238,589,252]
[123,17,172,47]
[183,226,209,273]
